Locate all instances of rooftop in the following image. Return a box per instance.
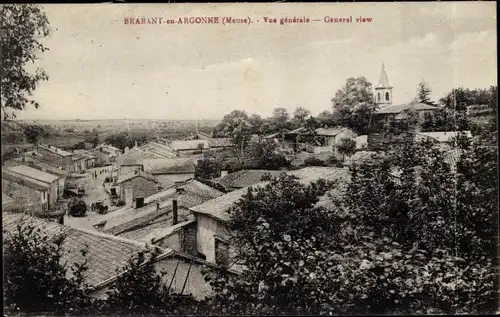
[4,164,59,184]
[214,169,283,189]
[168,140,209,151]
[38,144,73,157]
[191,167,350,222]
[142,158,195,175]
[416,131,472,143]
[2,212,171,289]
[140,142,178,158]
[114,147,147,166]
[375,101,440,115]
[116,170,158,184]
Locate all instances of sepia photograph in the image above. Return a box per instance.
[1,2,498,316]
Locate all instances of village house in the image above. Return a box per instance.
[141,158,196,188]
[115,170,160,206]
[94,143,122,165]
[36,144,74,172]
[2,169,51,214]
[189,167,350,266]
[3,212,223,301]
[16,159,69,196]
[139,141,179,158]
[73,149,98,169]
[4,164,61,206]
[187,132,234,151]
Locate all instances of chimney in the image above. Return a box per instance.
[156,202,160,211]
[172,199,178,225]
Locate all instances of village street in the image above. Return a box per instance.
[64,166,117,230]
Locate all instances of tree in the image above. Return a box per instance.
[3,223,94,315]
[102,246,196,315]
[317,110,333,127]
[68,198,87,217]
[244,138,290,170]
[271,107,290,131]
[331,77,378,134]
[205,174,340,315]
[292,107,311,126]
[195,151,222,180]
[1,4,51,119]
[335,137,356,161]
[23,123,46,144]
[212,110,255,160]
[416,80,434,105]
[303,156,325,167]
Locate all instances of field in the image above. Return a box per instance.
[1,119,220,148]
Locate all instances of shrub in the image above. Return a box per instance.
[303,156,325,167]
[68,198,87,217]
[116,199,125,207]
[326,155,343,167]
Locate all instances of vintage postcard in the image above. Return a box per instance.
[1,2,497,316]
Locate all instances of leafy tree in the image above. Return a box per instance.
[317,110,333,127]
[212,110,256,160]
[3,223,94,315]
[1,4,51,119]
[416,80,434,105]
[335,137,357,161]
[195,154,222,180]
[292,107,311,126]
[72,141,86,150]
[244,138,290,170]
[271,107,290,126]
[331,77,378,134]
[23,123,47,144]
[204,174,339,315]
[326,154,343,167]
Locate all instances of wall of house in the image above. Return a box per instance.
[157,232,181,251]
[91,256,213,301]
[2,179,47,213]
[196,214,230,264]
[117,165,142,180]
[121,177,158,204]
[180,223,198,256]
[313,146,333,154]
[48,182,58,208]
[154,173,193,189]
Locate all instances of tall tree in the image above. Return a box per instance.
[335,137,357,161]
[1,4,51,119]
[331,77,378,134]
[292,107,311,126]
[416,80,434,105]
[271,107,290,131]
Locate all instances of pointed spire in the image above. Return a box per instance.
[377,63,390,88]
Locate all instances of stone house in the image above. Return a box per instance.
[2,169,51,214]
[141,158,196,188]
[116,171,160,205]
[36,144,74,172]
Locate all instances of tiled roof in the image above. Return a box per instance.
[25,151,63,169]
[142,158,195,175]
[2,169,51,191]
[73,149,97,159]
[115,147,147,166]
[25,161,69,177]
[375,101,440,114]
[194,133,233,148]
[191,167,350,222]
[416,131,472,143]
[38,144,73,157]
[105,180,222,237]
[97,143,122,153]
[315,127,347,136]
[168,140,209,151]
[136,219,196,244]
[116,171,158,184]
[140,142,178,158]
[214,170,283,189]
[2,212,171,288]
[5,165,59,184]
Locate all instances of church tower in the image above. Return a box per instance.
[374,63,393,106]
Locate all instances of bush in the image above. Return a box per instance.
[303,156,325,167]
[68,198,87,217]
[326,155,343,167]
[116,199,125,207]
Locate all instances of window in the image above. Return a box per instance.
[377,92,381,102]
[43,191,46,199]
[385,92,390,101]
[215,237,229,267]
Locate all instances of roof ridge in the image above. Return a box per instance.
[70,226,158,249]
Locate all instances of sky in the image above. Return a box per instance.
[17,2,497,121]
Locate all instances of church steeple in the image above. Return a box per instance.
[374,63,393,106]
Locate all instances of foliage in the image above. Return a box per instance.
[244,138,290,170]
[439,86,495,109]
[292,106,311,125]
[416,80,434,105]
[3,223,94,315]
[104,131,152,151]
[72,141,86,150]
[335,137,357,161]
[1,4,51,119]
[331,77,378,134]
[326,155,343,167]
[303,156,325,167]
[23,123,47,144]
[196,157,222,180]
[102,246,197,316]
[68,198,87,217]
[204,174,338,315]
